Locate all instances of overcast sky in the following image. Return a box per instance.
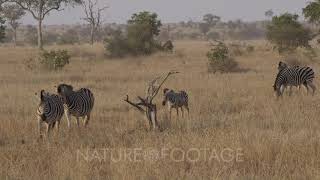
[21,0,309,25]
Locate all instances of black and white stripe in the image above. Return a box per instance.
[273,61,316,97]
[57,84,94,128]
[36,90,64,138]
[162,88,189,119]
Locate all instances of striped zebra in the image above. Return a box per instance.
[162,88,189,120]
[36,90,64,138]
[57,84,94,128]
[273,61,316,97]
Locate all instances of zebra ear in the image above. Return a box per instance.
[40,90,45,101]
[163,88,169,94]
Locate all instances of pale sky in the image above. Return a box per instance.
[21,0,309,25]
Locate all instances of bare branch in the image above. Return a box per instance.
[11,0,39,20]
[149,71,180,101]
[124,95,145,113]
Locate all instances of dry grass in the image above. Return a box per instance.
[1,41,320,180]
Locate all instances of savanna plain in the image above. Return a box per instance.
[0,41,320,179]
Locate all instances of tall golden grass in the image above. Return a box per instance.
[0,41,320,179]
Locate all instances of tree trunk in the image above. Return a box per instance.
[90,25,94,45]
[13,28,17,47]
[37,19,43,49]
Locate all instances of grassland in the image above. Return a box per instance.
[0,41,320,179]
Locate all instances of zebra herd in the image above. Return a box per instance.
[37,84,94,138]
[36,61,316,138]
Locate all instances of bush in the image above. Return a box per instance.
[266,13,312,54]
[104,11,163,58]
[246,45,255,53]
[57,29,80,45]
[104,30,130,58]
[207,42,238,73]
[39,50,70,70]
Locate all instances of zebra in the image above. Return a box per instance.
[273,61,316,97]
[57,84,94,128]
[162,88,189,120]
[36,90,64,138]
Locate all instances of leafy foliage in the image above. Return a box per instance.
[203,14,220,27]
[126,11,162,55]
[1,4,25,28]
[266,13,312,53]
[23,25,37,45]
[39,50,70,70]
[303,0,320,24]
[57,29,80,45]
[104,29,130,58]
[207,42,238,73]
[105,11,163,57]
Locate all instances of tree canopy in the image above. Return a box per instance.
[266,13,312,53]
[303,0,320,24]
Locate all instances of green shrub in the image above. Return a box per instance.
[266,13,312,54]
[39,50,70,70]
[104,30,130,58]
[207,42,238,73]
[104,11,163,58]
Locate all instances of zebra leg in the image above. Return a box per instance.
[46,123,51,138]
[38,117,42,138]
[64,109,71,128]
[280,85,286,97]
[303,82,310,95]
[84,113,90,127]
[185,105,190,117]
[181,107,184,118]
[176,108,179,119]
[307,82,316,95]
[76,117,80,127]
[56,120,60,132]
[289,86,293,96]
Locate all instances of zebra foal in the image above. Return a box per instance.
[273,61,316,97]
[57,84,94,128]
[162,88,189,120]
[36,90,64,138]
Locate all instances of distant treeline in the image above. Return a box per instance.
[3,20,268,46]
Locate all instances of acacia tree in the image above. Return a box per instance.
[81,0,107,45]
[265,9,274,19]
[11,0,82,49]
[266,13,312,53]
[303,0,320,25]
[203,13,220,27]
[1,4,25,46]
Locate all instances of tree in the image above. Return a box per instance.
[199,23,210,38]
[105,11,162,57]
[124,71,179,130]
[81,0,108,45]
[303,0,320,24]
[266,13,312,53]
[1,4,25,46]
[127,11,162,55]
[23,25,37,45]
[0,17,5,42]
[11,0,82,49]
[203,13,220,27]
[265,9,274,19]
